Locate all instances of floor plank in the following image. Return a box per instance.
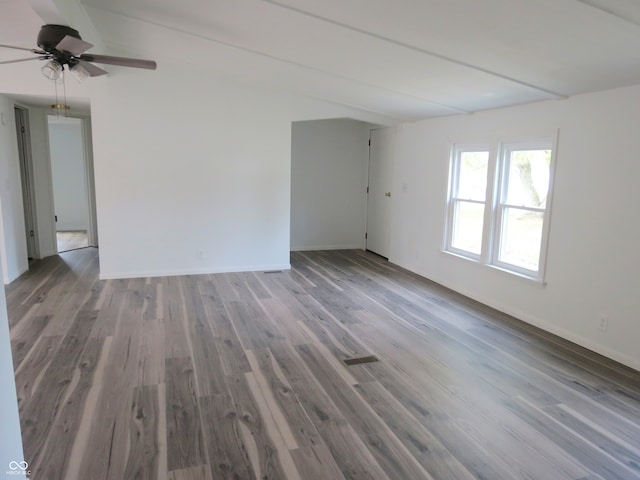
[165,357,205,471]
[124,385,163,480]
[225,373,290,479]
[199,394,256,480]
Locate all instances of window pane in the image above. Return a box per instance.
[505,149,550,208]
[498,208,543,271]
[452,201,484,255]
[457,151,489,201]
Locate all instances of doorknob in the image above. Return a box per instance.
[384,192,391,197]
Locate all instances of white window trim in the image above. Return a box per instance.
[444,143,493,261]
[443,132,558,283]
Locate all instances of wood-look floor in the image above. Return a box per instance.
[56,230,89,253]
[7,248,640,480]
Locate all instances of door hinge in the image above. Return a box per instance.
[55,215,57,222]
[21,126,25,133]
[366,186,369,194]
[368,139,371,146]
[365,232,368,239]
[29,230,34,237]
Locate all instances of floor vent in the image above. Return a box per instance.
[343,355,379,366]
[263,270,283,274]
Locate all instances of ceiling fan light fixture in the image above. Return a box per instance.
[69,63,89,82]
[49,103,71,118]
[41,59,62,80]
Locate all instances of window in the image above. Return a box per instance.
[447,146,490,258]
[445,136,556,281]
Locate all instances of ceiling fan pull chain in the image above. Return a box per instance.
[62,70,67,118]
[53,76,59,117]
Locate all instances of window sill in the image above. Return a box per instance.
[441,249,547,287]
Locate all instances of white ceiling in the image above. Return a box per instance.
[3,0,640,121]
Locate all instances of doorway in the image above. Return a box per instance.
[365,128,396,258]
[47,115,94,253]
[14,107,38,261]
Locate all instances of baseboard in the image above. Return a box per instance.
[441,279,640,372]
[4,263,29,284]
[392,259,640,373]
[17,263,28,277]
[469,289,640,373]
[291,244,364,252]
[99,263,292,280]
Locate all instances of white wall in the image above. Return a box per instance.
[90,65,381,279]
[48,118,89,232]
[389,84,640,371]
[91,70,289,278]
[0,252,25,476]
[0,96,28,283]
[291,119,370,251]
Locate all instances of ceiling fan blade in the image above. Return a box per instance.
[78,53,157,70]
[0,44,36,52]
[0,57,41,65]
[77,60,108,77]
[56,35,93,55]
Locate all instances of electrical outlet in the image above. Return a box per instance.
[598,315,609,332]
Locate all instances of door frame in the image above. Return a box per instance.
[365,127,395,258]
[14,106,39,260]
[79,115,98,247]
[47,114,98,251]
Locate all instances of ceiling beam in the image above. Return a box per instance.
[260,0,567,101]
[574,0,640,28]
[85,4,472,115]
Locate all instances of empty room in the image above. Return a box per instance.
[1,0,639,479]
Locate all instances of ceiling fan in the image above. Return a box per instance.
[0,24,157,80]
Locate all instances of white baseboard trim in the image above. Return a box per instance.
[99,263,292,280]
[291,244,364,252]
[392,259,640,373]
[5,263,29,284]
[455,285,640,372]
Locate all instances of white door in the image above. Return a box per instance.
[366,128,396,258]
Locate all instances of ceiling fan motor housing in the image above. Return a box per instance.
[37,25,81,53]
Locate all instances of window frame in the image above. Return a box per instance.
[444,143,493,261]
[444,133,558,283]
[491,139,555,279]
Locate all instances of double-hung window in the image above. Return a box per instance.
[445,135,556,281]
[446,146,490,258]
